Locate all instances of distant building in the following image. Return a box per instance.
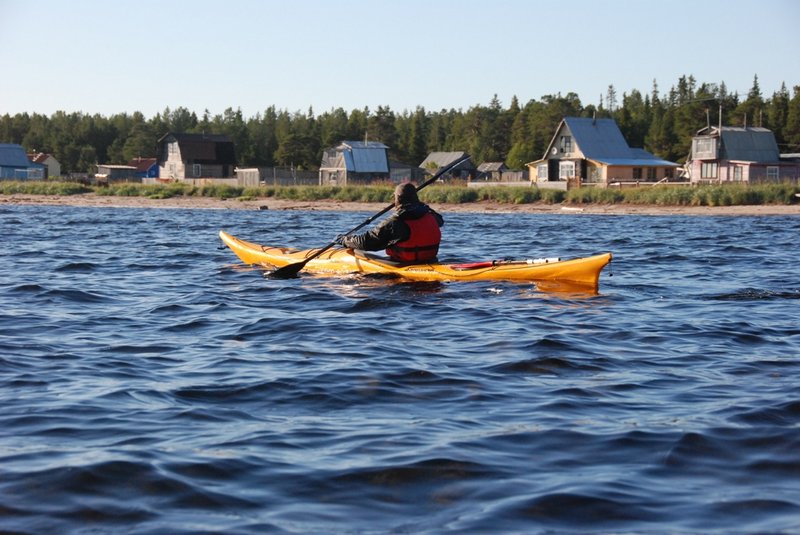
[685,125,800,184]
[0,144,45,179]
[157,133,236,180]
[419,152,475,181]
[95,164,138,184]
[128,157,158,179]
[526,117,680,189]
[476,162,508,181]
[389,160,426,184]
[319,141,390,185]
[28,152,61,178]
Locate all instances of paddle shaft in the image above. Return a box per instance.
[270,155,470,278]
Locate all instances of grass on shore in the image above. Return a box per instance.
[1,180,798,207]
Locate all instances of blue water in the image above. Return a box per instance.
[1,204,799,534]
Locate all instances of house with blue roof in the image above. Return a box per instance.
[0,144,46,179]
[526,117,680,189]
[319,141,390,185]
[686,125,800,184]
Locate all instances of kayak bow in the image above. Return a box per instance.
[219,231,612,288]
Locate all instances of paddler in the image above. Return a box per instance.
[337,182,444,263]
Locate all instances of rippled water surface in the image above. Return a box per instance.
[1,205,799,534]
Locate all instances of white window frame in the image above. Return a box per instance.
[559,161,575,179]
[193,164,202,177]
[733,166,743,181]
[537,164,548,180]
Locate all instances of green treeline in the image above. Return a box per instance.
[2,74,799,175]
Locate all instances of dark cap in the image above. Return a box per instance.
[394,182,419,207]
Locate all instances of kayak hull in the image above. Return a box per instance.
[219,231,612,287]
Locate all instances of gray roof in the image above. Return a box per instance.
[719,127,780,162]
[477,162,506,172]
[420,151,473,170]
[563,118,678,167]
[338,141,389,173]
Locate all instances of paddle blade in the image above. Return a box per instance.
[267,261,306,279]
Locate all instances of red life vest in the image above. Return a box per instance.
[386,212,441,262]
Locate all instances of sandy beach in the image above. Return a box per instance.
[2,193,799,216]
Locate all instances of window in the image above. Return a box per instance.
[766,166,779,180]
[647,167,657,180]
[560,136,572,153]
[665,168,674,179]
[693,137,716,159]
[193,164,201,177]
[701,162,718,179]
[537,164,548,180]
[733,166,743,181]
[633,168,642,180]
[559,161,575,179]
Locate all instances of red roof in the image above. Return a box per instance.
[128,157,158,172]
[28,152,51,164]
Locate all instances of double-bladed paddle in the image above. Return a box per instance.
[269,155,470,279]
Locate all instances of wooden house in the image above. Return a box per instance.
[319,141,390,185]
[419,152,475,181]
[28,152,61,178]
[476,162,508,181]
[157,133,236,180]
[526,117,679,189]
[0,144,45,179]
[685,126,800,184]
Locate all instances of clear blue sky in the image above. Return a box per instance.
[1,0,798,119]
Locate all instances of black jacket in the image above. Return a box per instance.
[341,202,444,251]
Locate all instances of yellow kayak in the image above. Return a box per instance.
[219,230,612,288]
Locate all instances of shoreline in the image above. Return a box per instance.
[2,193,799,216]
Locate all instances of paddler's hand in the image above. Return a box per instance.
[334,234,346,246]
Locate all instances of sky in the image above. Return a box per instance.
[1,0,798,119]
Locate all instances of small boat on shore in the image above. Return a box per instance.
[219,231,612,288]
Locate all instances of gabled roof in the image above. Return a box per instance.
[337,140,389,173]
[158,133,236,165]
[540,118,678,167]
[561,118,635,160]
[0,144,43,168]
[420,151,473,170]
[477,162,507,172]
[719,127,779,162]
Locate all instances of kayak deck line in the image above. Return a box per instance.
[219,230,612,288]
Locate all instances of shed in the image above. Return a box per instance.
[319,141,390,185]
[0,144,45,179]
[476,161,508,181]
[128,157,159,179]
[95,164,139,184]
